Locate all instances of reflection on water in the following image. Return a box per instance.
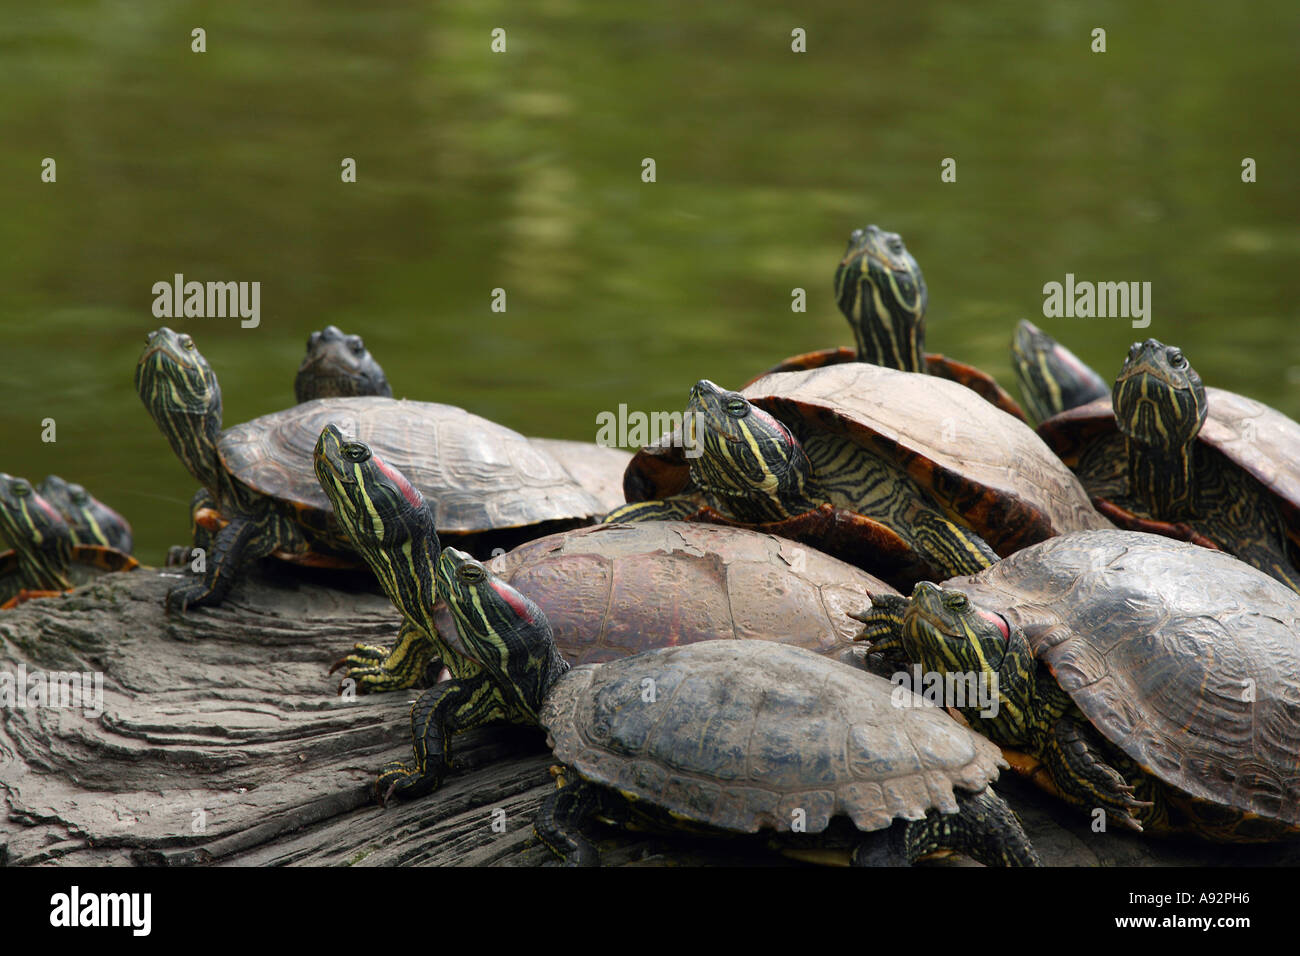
[1,2,1297,560]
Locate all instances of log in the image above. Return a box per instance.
[2,567,1297,867]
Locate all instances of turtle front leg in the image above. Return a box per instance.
[330,621,440,694]
[165,509,285,611]
[376,673,502,803]
[534,769,630,866]
[168,488,220,567]
[851,594,911,661]
[1042,716,1153,832]
[857,787,1040,867]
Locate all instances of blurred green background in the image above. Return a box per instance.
[1,1,1297,562]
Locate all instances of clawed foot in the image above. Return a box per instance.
[165,582,214,613]
[375,758,445,806]
[329,642,435,694]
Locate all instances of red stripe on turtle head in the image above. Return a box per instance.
[977,609,1010,641]
[749,405,794,446]
[373,456,424,510]
[32,493,64,529]
[491,580,535,624]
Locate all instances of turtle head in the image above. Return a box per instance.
[1010,319,1110,425]
[135,328,224,490]
[294,325,392,403]
[0,474,74,589]
[1112,339,1207,452]
[37,475,133,553]
[435,548,568,720]
[833,225,928,372]
[686,380,814,523]
[903,582,1012,676]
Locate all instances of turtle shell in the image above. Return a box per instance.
[625,365,1111,558]
[218,397,603,534]
[528,438,632,514]
[941,529,1300,835]
[752,347,1027,420]
[432,520,895,666]
[540,640,1005,834]
[1039,388,1300,537]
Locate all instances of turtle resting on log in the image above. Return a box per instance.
[135,327,604,611]
[36,475,134,554]
[856,530,1300,842]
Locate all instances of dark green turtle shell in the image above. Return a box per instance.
[540,640,1005,834]
[218,397,603,536]
[625,365,1112,557]
[940,529,1300,837]
[1039,388,1300,539]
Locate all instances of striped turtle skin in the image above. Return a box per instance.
[1037,339,1300,593]
[753,225,1025,420]
[36,475,134,554]
[859,530,1300,842]
[1009,319,1109,425]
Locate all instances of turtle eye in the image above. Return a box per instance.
[458,563,486,583]
[179,334,195,350]
[349,337,365,355]
[11,481,30,497]
[725,398,749,418]
[70,487,89,503]
[1128,342,1140,360]
[341,442,371,462]
[886,235,904,255]
[1167,348,1186,368]
[942,592,968,611]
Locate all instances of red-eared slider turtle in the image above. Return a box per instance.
[1010,320,1109,425]
[609,366,1110,588]
[0,474,137,608]
[136,327,603,610]
[857,529,1300,842]
[1036,338,1300,592]
[314,424,894,695]
[756,225,1026,419]
[36,475,134,554]
[439,548,1039,866]
[292,325,631,513]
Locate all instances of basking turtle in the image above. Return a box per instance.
[609,366,1110,588]
[293,325,392,403]
[1010,319,1109,425]
[1037,338,1300,592]
[292,325,630,512]
[37,475,134,553]
[757,225,1025,419]
[0,474,137,608]
[440,548,1039,866]
[856,529,1300,842]
[136,327,603,610]
[315,423,894,694]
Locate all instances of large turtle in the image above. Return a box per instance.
[315,423,894,696]
[1009,319,1109,425]
[756,225,1026,419]
[1036,338,1300,593]
[293,324,631,513]
[441,548,1040,866]
[857,529,1300,842]
[136,327,604,610]
[0,474,137,608]
[36,474,134,554]
[609,366,1111,589]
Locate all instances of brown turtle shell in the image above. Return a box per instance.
[528,438,631,514]
[1038,388,1300,539]
[752,347,1027,421]
[541,640,1005,834]
[624,365,1110,560]
[941,529,1300,838]
[432,520,896,667]
[218,397,603,535]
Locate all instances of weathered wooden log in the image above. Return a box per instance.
[2,567,1297,866]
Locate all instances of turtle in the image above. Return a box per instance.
[1036,338,1300,593]
[0,474,137,608]
[608,366,1111,589]
[36,475,134,554]
[1009,319,1109,425]
[291,324,631,513]
[855,529,1300,842]
[135,327,604,610]
[439,546,1040,866]
[755,225,1026,419]
[314,422,895,696]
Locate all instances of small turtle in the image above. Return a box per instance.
[1037,338,1300,592]
[0,474,137,608]
[856,529,1300,841]
[439,547,1039,866]
[609,367,1110,588]
[1009,319,1109,425]
[136,327,603,610]
[314,423,893,695]
[36,475,134,554]
[757,225,1025,419]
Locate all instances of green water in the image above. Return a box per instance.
[1,2,1297,562]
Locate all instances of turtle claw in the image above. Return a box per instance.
[165,583,211,613]
[331,643,431,694]
[375,759,443,805]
